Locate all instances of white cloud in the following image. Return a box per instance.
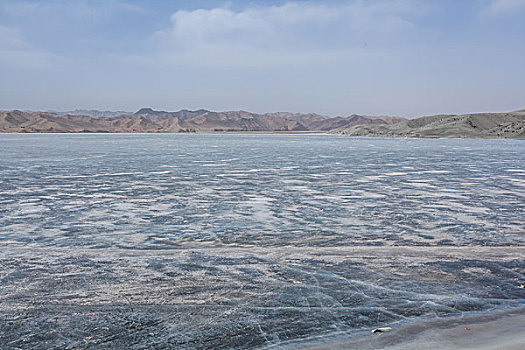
[2,0,145,21]
[481,0,525,17]
[145,1,423,67]
[0,25,64,68]
[0,26,29,49]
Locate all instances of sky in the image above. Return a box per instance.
[0,0,524,117]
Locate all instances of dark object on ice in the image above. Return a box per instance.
[371,327,392,333]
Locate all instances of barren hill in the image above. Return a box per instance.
[334,111,525,139]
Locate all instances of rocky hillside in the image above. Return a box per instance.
[334,111,525,139]
[0,109,405,133]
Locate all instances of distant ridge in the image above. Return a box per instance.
[54,109,132,118]
[134,108,158,115]
[0,108,405,133]
[333,110,525,139]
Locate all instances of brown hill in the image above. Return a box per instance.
[0,109,406,133]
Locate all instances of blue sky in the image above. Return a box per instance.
[0,0,524,116]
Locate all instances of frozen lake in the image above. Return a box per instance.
[1,134,524,349]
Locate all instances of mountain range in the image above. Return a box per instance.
[0,108,405,133]
[3,108,523,138]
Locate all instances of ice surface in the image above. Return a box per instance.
[0,134,524,349]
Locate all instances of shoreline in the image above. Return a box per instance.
[273,307,525,350]
[1,131,525,140]
[331,133,525,140]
